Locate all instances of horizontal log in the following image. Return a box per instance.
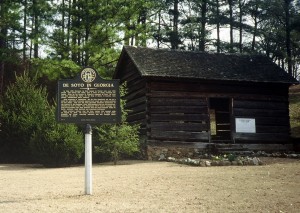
[256,125,290,134]
[127,111,146,122]
[124,72,141,85]
[126,79,146,94]
[148,91,287,102]
[147,140,209,148]
[126,96,146,108]
[129,120,146,126]
[125,87,146,101]
[150,130,209,141]
[233,108,288,117]
[150,98,207,106]
[151,113,209,122]
[150,122,209,132]
[149,81,288,97]
[233,133,290,143]
[149,91,207,98]
[254,117,290,126]
[127,103,146,115]
[232,94,287,102]
[233,100,288,110]
[150,81,206,92]
[151,106,208,114]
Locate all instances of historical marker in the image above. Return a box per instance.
[56,67,121,124]
[57,67,121,195]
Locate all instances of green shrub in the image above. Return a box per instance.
[0,73,84,166]
[95,123,140,165]
[0,73,51,162]
[94,83,140,164]
[30,120,84,167]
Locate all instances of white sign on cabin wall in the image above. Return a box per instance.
[235,118,256,133]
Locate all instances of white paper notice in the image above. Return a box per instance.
[235,118,256,133]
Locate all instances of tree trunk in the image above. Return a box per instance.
[171,0,179,49]
[67,0,71,59]
[0,33,5,95]
[251,3,258,52]
[238,0,243,53]
[76,2,82,65]
[29,14,34,59]
[23,0,27,60]
[0,1,7,94]
[71,0,77,62]
[33,0,39,58]
[284,0,292,76]
[216,0,220,53]
[228,0,234,52]
[0,61,4,95]
[135,7,147,47]
[84,0,89,66]
[199,0,207,51]
[157,10,161,48]
[61,0,66,59]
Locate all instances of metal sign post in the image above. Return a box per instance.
[56,67,121,196]
[85,124,92,195]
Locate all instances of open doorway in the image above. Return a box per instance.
[209,98,231,142]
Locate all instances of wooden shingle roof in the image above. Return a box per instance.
[115,46,298,84]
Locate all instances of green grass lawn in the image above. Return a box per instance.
[290,84,300,138]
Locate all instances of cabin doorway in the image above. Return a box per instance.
[209,98,231,143]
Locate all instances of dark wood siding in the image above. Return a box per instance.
[232,99,290,143]
[145,80,291,145]
[231,84,290,143]
[116,59,147,134]
[147,81,210,146]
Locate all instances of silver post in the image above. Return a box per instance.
[85,124,92,195]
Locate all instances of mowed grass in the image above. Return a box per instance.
[290,84,300,138]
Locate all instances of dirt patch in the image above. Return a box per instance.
[0,158,299,212]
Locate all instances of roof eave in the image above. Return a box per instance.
[143,74,299,85]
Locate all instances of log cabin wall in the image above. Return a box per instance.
[232,83,290,144]
[147,80,210,147]
[145,79,292,151]
[116,58,147,136]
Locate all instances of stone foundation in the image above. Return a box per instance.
[147,145,207,161]
[146,144,300,161]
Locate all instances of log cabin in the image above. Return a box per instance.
[114,46,299,159]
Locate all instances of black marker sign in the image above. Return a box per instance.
[57,67,121,124]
